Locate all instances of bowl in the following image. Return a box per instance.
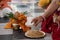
[12,24,20,30]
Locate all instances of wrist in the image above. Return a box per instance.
[39,16,46,21]
[40,16,46,21]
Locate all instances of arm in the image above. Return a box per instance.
[42,0,59,19]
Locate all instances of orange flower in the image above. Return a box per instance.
[5,11,31,32]
[4,22,12,29]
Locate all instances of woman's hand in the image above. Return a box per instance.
[31,16,44,26]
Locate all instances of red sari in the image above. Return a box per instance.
[41,10,60,40]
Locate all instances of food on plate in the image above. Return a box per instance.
[25,30,45,38]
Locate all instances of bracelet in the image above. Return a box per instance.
[40,16,46,21]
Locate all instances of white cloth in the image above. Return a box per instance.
[0,23,13,35]
[0,7,12,17]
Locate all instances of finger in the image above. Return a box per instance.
[32,20,37,26]
[34,20,40,26]
[31,18,36,23]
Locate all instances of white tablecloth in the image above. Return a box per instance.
[0,23,13,35]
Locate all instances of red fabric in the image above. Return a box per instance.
[0,0,11,8]
[41,14,53,33]
[0,0,12,10]
[41,11,60,40]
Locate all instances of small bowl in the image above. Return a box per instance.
[12,24,20,30]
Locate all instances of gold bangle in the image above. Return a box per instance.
[41,16,46,21]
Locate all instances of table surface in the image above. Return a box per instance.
[13,30,52,40]
[0,23,52,40]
